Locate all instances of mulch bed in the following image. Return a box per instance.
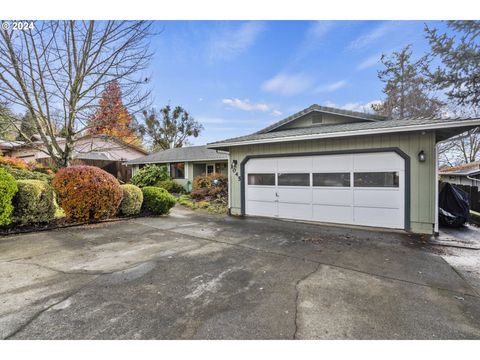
[0,214,150,237]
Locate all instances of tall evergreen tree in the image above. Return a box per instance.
[373,45,444,119]
[426,21,480,165]
[425,21,480,110]
[15,112,37,141]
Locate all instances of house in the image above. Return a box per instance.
[0,134,148,182]
[207,104,480,235]
[126,145,229,191]
[439,161,480,188]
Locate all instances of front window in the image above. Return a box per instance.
[215,162,227,175]
[170,162,185,179]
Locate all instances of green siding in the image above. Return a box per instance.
[228,131,436,234]
[277,113,368,131]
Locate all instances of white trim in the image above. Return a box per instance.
[434,144,439,235]
[127,158,228,165]
[262,108,380,133]
[208,119,480,149]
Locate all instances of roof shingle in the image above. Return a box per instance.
[126,145,228,165]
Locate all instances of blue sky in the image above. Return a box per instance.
[148,20,450,145]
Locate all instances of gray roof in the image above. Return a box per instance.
[74,152,112,161]
[126,145,228,165]
[208,116,480,148]
[256,104,387,134]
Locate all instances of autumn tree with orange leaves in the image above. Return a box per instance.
[88,81,141,146]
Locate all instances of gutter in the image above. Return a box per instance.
[207,118,480,149]
[126,157,229,166]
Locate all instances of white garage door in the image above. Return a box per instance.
[245,152,405,229]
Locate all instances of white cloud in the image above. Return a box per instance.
[222,98,270,112]
[207,22,265,62]
[348,22,398,50]
[293,21,334,62]
[357,53,381,70]
[315,80,348,93]
[323,100,382,113]
[271,110,282,116]
[261,73,313,96]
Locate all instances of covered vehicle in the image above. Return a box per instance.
[439,183,470,227]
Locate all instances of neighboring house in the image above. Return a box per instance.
[207,104,480,235]
[0,134,148,182]
[439,161,480,188]
[127,145,228,191]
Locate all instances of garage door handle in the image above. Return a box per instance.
[275,192,279,197]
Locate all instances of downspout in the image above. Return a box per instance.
[215,150,231,214]
[466,175,480,183]
[434,143,439,236]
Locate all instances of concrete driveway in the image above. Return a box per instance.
[1,206,479,339]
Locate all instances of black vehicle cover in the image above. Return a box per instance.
[439,183,470,227]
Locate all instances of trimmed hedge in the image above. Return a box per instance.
[156,179,185,194]
[141,186,176,215]
[131,164,169,188]
[0,168,18,226]
[12,180,56,225]
[1,165,53,183]
[53,166,123,222]
[119,184,143,216]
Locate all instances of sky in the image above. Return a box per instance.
[147,20,450,145]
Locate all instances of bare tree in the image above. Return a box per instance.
[0,21,154,167]
[438,106,480,166]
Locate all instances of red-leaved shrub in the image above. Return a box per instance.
[191,173,227,201]
[53,165,123,222]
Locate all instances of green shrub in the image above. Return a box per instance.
[1,165,53,183]
[119,184,143,216]
[53,166,123,222]
[141,186,176,215]
[131,164,168,187]
[12,180,56,225]
[156,179,185,194]
[0,168,18,227]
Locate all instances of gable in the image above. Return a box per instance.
[274,111,369,132]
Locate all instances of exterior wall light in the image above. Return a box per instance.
[418,150,426,162]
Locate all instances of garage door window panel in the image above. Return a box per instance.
[313,173,350,187]
[354,172,399,188]
[278,173,310,186]
[248,173,275,186]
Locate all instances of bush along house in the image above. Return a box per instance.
[126,145,228,192]
[207,104,480,235]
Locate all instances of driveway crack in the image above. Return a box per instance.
[293,262,321,340]
[3,277,98,339]
[135,220,480,299]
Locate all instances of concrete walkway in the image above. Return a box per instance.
[1,206,479,339]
